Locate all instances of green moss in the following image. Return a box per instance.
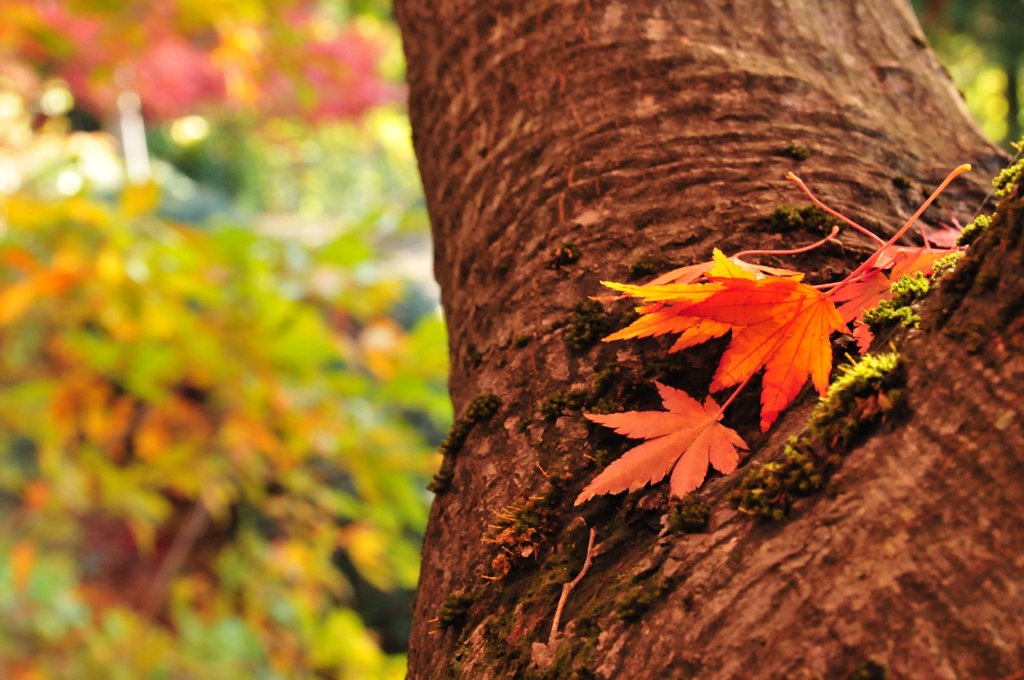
[429,394,501,494]
[541,389,588,419]
[437,592,476,630]
[481,609,523,667]
[667,495,711,533]
[931,251,964,280]
[590,448,615,467]
[975,263,1001,290]
[956,214,991,247]
[891,175,913,190]
[513,334,532,348]
[812,353,903,439]
[862,273,930,331]
[767,204,841,234]
[890,272,931,306]
[548,241,582,268]
[466,393,502,421]
[863,304,919,330]
[465,343,483,370]
[730,353,904,520]
[852,658,888,680]
[564,299,613,352]
[993,158,1023,197]
[628,257,661,280]
[436,419,473,460]
[427,458,456,494]
[616,580,671,622]
[616,590,654,621]
[540,391,569,419]
[781,143,810,161]
[592,362,621,395]
[728,447,822,520]
[541,364,624,420]
[618,307,640,330]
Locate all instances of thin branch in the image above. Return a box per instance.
[142,501,210,617]
[786,173,886,246]
[548,526,597,645]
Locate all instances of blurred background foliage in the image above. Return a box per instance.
[0,1,445,679]
[0,0,1016,679]
[913,0,1024,147]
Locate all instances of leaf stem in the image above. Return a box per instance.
[786,173,886,246]
[828,164,971,298]
[715,367,760,417]
[819,268,871,292]
[713,294,811,429]
[733,225,840,259]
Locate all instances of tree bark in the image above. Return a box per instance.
[393,1,1018,678]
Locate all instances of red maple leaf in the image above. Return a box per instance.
[577,382,746,503]
[605,276,847,431]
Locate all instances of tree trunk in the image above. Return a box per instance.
[393,1,1019,678]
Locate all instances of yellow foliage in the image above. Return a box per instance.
[118,181,161,218]
[0,185,449,678]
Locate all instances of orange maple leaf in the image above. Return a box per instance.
[596,248,802,301]
[830,270,893,325]
[827,245,956,326]
[693,277,847,430]
[608,276,847,431]
[576,382,746,504]
[601,250,747,346]
[602,304,733,352]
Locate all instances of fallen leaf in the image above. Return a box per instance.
[576,382,747,503]
[887,246,953,280]
[598,249,802,301]
[865,245,951,279]
[690,277,848,430]
[829,270,892,324]
[923,223,962,248]
[604,276,847,430]
[826,245,954,327]
[853,320,874,353]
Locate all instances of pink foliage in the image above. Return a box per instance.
[134,38,225,120]
[17,1,398,123]
[264,26,402,121]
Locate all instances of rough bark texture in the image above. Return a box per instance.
[393,1,1018,678]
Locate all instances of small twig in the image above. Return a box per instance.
[142,501,209,617]
[548,526,597,645]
